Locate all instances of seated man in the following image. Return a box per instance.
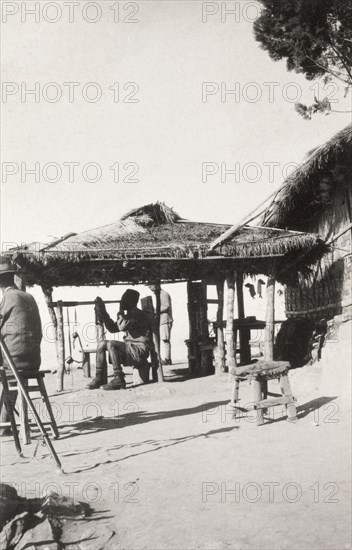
[87,289,152,390]
[0,257,42,430]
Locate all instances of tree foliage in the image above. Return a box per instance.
[254,0,352,84]
[253,0,352,117]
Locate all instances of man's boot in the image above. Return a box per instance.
[86,364,107,389]
[102,377,126,390]
[102,352,126,390]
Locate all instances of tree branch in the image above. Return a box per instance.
[306,55,351,84]
[328,41,352,83]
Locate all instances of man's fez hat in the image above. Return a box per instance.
[0,257,18,276]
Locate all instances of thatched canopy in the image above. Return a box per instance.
[263,123,352,230]
[9,202,328,287]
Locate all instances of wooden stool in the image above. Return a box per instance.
[230,360,297,426]
[132,362,151,386]
[0,369,59,445]
[80,349,96,378]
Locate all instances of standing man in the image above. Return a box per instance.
[0,257,42,429]
[148,285,173,365]
[87,289,152,390]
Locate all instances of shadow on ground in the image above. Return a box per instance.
[262,395,338,426]
[57,399,230,440]
[66,425,239,473]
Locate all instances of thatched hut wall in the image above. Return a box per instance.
[264,124,352,320]
[285,184,351,319]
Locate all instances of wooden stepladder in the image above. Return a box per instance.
[0,336,63,472]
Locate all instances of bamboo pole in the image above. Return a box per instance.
[214,279,225,374]
[209,184,288,250]
[154,284,164,382]
[56,300,65,392]
[325,221,352,244]
[226,273,237,378]
[264,274,276,361]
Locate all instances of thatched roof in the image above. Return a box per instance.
[9,202,328,287]
[263,123,352,230]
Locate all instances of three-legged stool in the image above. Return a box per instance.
[0,369,59,445]
[230,360,297,425]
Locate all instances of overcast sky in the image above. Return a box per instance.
[1,0,351,248]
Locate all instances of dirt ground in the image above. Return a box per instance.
[1,324,351,550]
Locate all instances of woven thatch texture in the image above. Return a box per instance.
[9,202,328,287]
[13,223,323,261]
[263,123,352,230]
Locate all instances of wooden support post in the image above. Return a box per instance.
[154,284,164,382]
[186,281,197,376]
[214,279,225,374]
[226,273,237,378]
[56,300,65,392]
[236,272,245,320]
[264,274,276,361]
[42,287,63,391]
[141,296,157,383]
[187,281,195,342]
[199,281,212,376]
[42,287,57,334]
[236,271,251,365]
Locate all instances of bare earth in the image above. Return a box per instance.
[1,323,351,550]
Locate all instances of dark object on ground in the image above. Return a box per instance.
[0,484,21,530]
[40,493,90,519]
[14,517,59,550]
[0,512,33,550]
[0,488,93,550]
[274,318,314,368]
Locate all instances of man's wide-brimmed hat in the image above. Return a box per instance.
[0,256,18,275]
